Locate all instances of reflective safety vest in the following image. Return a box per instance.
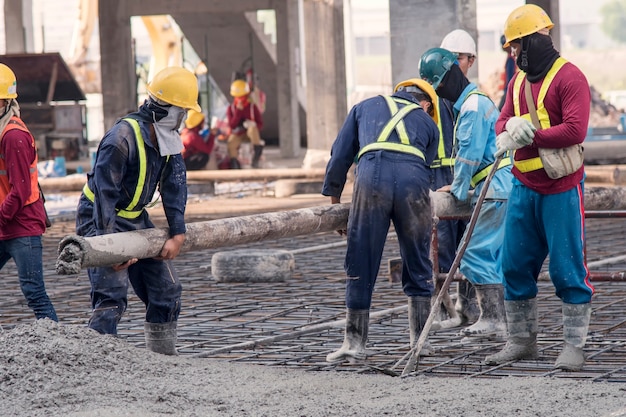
[83,118,148,219]
[453,91,512,187]
[357,96,426,161]
[430,102,453,169]
[511,57,567,174]
[0,117,40,205]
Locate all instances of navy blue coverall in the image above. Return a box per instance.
[322,91,439,310]
[76,108,186,335]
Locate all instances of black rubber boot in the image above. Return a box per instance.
[251,145,264,168]
[408,296,435,356]
[554,303,591,371]
[326,309,369,363]
[460,284,506,340]
[144,321,178,355]
[229,158,242,169]
[484,298,539,365]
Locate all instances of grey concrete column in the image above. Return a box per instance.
[302,0,347,168]
[390,0,477,86]
[3,0,32,53]
[275,1,302,158]
[98,1,136,132]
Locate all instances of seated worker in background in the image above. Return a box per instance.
[226,79,264,169]
[181,109,216,170]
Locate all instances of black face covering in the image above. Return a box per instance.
[516,33,560,82]
[435,64,470,103]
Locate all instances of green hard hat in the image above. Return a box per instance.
[419,47,458,90]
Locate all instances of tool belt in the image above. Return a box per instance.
[515,144,583,179]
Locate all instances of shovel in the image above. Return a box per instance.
[395,153,506,376]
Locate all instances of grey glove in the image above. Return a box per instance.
[495,131,524,157]
[506,117,536,145]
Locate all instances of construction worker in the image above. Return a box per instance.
[0,63,58,322]
[226,79,264,169]
[419,47,513,340]
[76,67,201,355]
[323,79,439,363]
[485,4,594,371]
[181,109,216,170]
[434,29,480,329]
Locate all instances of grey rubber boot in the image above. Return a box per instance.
[144,321,179,356]
[554,303,592,371]
[408,296,435,356]
[455,280,480,324]
[251,145,264,168]
[326,309,369,363]
[484,298,539,365]
[460,284,507,339]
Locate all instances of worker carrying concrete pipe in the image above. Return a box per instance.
[75,66,201,355]
[322,78,439,363]
[420,46,513,341]
[226,79,264,169]
[485,4,594,371]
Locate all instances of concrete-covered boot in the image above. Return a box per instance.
[251,145,264,168]
[460,284,506,340]
[554,303,592,371]
[484,298,539,365]
[455,280,480,324]
[408,296,435,356]
[144,321,178,355]
[326,309,369,363]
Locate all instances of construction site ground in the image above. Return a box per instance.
[1,159,626,386]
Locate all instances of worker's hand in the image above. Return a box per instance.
[243,120,256,129]
[436,185,451,193]
[505,117,536,145]
[495,131,525,157]
[156,234,186,260]
[111,258,138,271]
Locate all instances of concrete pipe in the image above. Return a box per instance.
[211,249,295,282]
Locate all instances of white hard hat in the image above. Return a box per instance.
[440,29,477,56]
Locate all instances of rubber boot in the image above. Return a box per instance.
[251,145,264,168]
[326,309,369,363]
[460,284,507,340]
[484,298,539,365]
[408,296,435,356]
[554,303,592,371]
[144,321,178,356]
[455,280,480,324]
[229,158,242,169]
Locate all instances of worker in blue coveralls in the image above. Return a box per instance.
[420,47,513,340]
[322,78,439,363]
[75,67,201,355]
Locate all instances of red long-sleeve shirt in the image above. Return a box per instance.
[181,127,215,158]
[0,128,46,239]
[227,99,263,135]
[496,62,590,194]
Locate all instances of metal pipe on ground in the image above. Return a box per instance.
[56,187,626,274]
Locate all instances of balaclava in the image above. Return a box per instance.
[516,32,560,83]
[435,64,469,103]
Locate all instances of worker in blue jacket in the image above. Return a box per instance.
[76,67,201,355]
[420,48,513,341]
[322,79,439,363]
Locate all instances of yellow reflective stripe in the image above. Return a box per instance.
[470,156,512,187]
[357,96,425,160]
[82,183,145,219]
[123,118,147,212]
[430,157,455,168]
[514,156,543,173]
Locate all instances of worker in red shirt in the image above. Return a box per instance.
[181,109,216,170]
[0,63,57,321]
[226,79,264,169]
[485,4,594,371]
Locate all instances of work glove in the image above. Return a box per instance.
[505,117,536,145]
[495,131,526,157]
[243,120,256,129]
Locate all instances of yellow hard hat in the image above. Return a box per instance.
[230,79,250,98]
[0,63,18,99]
[503,4,554,48]
[185,109,205,129]
[146,67,201,112]
[394,78,439,125]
